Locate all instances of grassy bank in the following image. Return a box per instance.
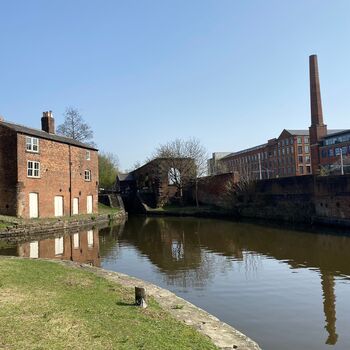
[0,204,121,230]
[147,204,231,218]
[0,258,217,350]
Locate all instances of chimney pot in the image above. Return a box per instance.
[41,110,55,134]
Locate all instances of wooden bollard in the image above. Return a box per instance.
[135,287,147,308]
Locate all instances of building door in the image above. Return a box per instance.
[54,196,64,217]
[29,193,39,218]
[29,241,39,258]
[87,195,93,214]
[73,198,79,215]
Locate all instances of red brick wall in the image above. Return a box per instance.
[16,133,98,218]
[0,125,18,216]
[18,229,100,266]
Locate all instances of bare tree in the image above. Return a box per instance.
[153,138,208,206]
[57,107,94,144]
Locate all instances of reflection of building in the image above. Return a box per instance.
[0,111,98,218]
[103,216,349,345]
[18,229,100,266]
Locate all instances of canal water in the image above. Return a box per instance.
[1,216,350,350]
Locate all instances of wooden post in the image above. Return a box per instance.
[135,287,147,308]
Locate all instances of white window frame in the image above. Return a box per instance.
[86,150,91,160]
[27,161,40,178]
[26,136,39,153]
[84,170,91,181]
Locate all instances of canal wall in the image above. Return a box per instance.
[0,210,126,241]
[54,259,261,350]
[195,174,350,226]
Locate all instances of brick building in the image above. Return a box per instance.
[214,130,313,180]
[0,111,98,218]
[209,54,349,179]
[118,158,195,209]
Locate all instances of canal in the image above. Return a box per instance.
[1,216,350,350]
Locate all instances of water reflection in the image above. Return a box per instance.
[98,217,350,348]
[16,228,100,266]
[1,217,350,349]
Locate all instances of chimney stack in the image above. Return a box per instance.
[41,111,55,134]
[309,55,325,126]
[308,55,327,175]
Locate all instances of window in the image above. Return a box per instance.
[73,233,80,249]
[168,168,181,185]
[297,137,302,144]
[291,146,294,154]
[86,150,91,160]
[290,138,294,145]
[335,148,340,156]
[55,237,64,255]
[304,136,309,144]
[329,148,334,157]
[306,166,311,174]
[84,170,91,181]
[298,156,303,163]
[27,161,40,178]
[305,145,309,153]
[305,155,311,164]
[26,136,39,153]
[285,139,289,146]
[298,146,303,154]
[299,166,304,174]
[342,146,347,155]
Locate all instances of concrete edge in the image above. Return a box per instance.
[55,260,262,350]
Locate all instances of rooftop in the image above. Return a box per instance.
[0,120,98,151]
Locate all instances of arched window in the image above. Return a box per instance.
[168,167,181,185]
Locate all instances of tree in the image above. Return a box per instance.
[99,152,119,190]
[57,107,94,144]
[153,138,208,206]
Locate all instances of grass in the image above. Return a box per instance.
[0,258,217,350]
[148,204,228,216]
[0,204,120,229]
[98,203,120,215]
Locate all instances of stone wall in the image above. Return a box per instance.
[195,173,350,226]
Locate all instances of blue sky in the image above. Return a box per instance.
[1,0,349,170]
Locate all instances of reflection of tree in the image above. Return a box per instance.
[99,216,350,346]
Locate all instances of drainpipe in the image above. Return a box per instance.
[69,145,72,215]
[340,151,344,175]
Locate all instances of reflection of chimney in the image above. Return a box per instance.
[41,110,55,134]
[320,271,338,345]
[309,55,327,174]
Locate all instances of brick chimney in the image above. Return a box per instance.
[308,55,327,175]
[41,111,55,134]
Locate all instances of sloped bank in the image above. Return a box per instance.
[0,210,126,241]
[62,260,261,350]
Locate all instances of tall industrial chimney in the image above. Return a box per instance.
[309,55,327,174]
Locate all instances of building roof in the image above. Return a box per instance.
[285,129,309,136]
[324,129,349,138]
[0,120,98,150]
[117,173,135,181]
[222,143,268,159]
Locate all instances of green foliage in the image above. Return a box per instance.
[99,152,119,190]
[0,258,217,350]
